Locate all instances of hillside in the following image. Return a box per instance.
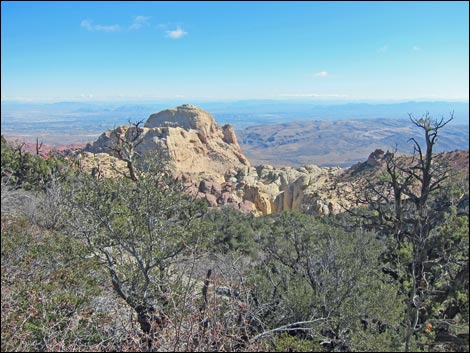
[239,118,469,167]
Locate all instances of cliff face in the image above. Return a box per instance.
[86,104,250,182]
[176,163,357,216]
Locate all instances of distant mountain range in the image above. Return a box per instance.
[2,99,469,125]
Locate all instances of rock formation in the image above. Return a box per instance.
[232,164,349,216]
[83,104,357,216]
[366,149,386,167]
[78,152,128,179]
[86,104,250,182]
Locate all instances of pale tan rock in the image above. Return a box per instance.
[239,200,256,213]
[222,124,238,144]
[242,185,274,215]
[87,104,250,183]
[232,163,354,216]
[205,193,218,208]
[145,104,216,136]
[77,152,128,179]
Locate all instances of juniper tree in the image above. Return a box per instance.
[59,153,208,343]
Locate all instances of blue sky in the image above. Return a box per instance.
[1,1,469,102]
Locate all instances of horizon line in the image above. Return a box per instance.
[2,97,469,105]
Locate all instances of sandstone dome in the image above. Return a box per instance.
[86,104,250,182]
[144,104,217,137]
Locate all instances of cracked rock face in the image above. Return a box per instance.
[232,164,348,216]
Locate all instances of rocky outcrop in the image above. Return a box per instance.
[82,104,360,216]
[86,104,250,182]
[175,163,348,216]
[222,124,238,145]
[231,164,349,216]
[366,149,385,167]
[181,176,256,214]
[77,152,128,179]
[145,104,215,132]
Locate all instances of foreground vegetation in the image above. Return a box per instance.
[1,114,468,351]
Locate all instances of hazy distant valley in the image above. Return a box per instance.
[239,118,469,167]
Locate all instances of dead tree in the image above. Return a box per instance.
[346,112,467,351]
[35,137,43,156]
[107,119,145,182]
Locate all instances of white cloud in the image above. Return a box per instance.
[80,20,94,30]
[81,19,120,32]
[129,16,151,30]
[314,71,328,77]
[412,45,421,51]
[165,26,187,39]
[94,24,120,32]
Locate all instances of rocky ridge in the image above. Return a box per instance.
[80,105,389,216]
